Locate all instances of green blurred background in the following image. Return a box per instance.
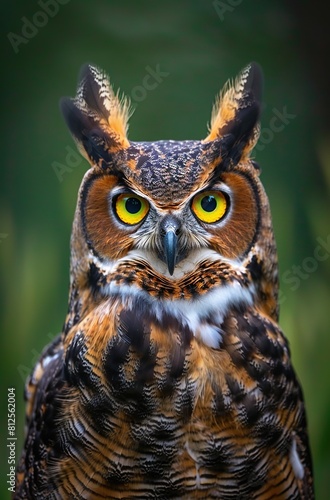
[1,1,329,497]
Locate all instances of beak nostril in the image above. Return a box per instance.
[160,215,181,234]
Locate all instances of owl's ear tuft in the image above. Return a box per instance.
[205,62,263,162]
[60,64,132,168]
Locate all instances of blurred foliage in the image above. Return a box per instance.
[1,1,329,498]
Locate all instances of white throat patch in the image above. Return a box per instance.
[94,250,254,349]
[103,280,254,349]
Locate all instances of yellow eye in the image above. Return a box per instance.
[114,193,149,225]
[191,190,228,224]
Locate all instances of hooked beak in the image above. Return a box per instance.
[160,215,181,276]
[163,230,178,276]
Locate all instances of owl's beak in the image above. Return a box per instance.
[160,215,181,276]
[163,230,177,276]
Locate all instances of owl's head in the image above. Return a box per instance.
[61,63,278,323]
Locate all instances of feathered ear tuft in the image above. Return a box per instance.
[60,64,132,168]
[204,62,263,161]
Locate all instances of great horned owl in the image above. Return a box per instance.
[15,63,314,499]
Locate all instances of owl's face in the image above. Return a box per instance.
[81,139,259,279]
[62,63,278,324]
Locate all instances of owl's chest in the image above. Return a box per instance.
[65,296,219,423]
[59,296,285,494]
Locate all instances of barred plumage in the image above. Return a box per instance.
[16,63,314,499]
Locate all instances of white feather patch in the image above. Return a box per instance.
[184,441,201,487]
[94,250,254,348]
[160,282,254,348]
[103,279,254,349]
[290,437,304,480]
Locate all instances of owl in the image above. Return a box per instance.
[15,62,314,499]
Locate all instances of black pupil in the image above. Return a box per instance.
[201,195,216,212]
[125,197,141,214]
